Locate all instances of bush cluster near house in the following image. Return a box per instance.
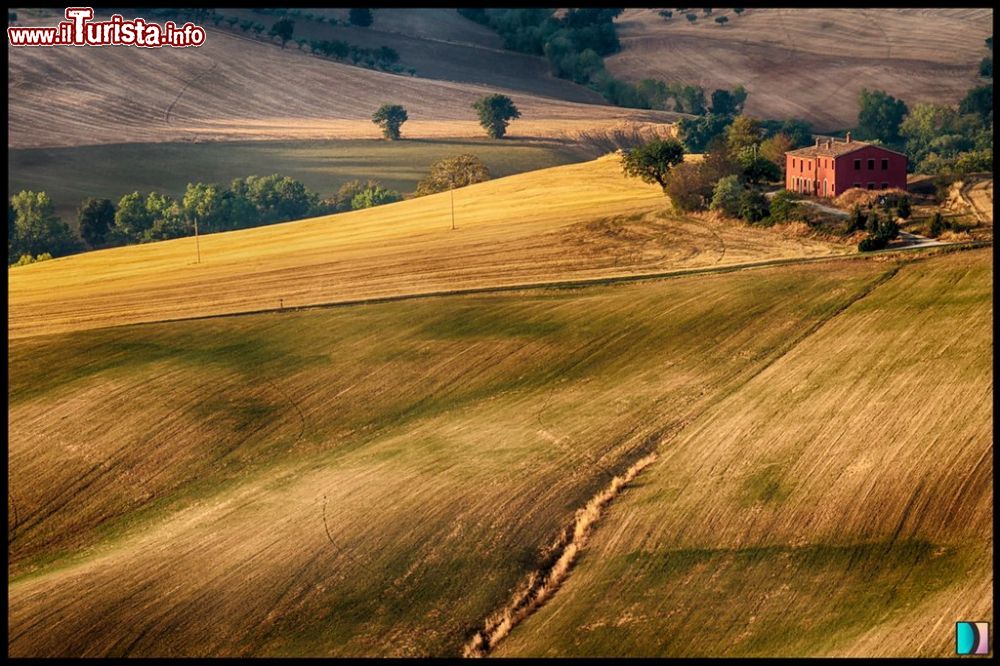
[622,116,799,228]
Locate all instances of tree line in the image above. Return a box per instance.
[457,7,749,115]
[9,152,497,266]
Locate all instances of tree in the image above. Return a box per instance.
[738,188,769,223]
[710,86,746,116]
[664,161,710,212]
[897,196,911,220]
[709,175,742,216]
[77,197,116,248]
[865,210,881,235]
[928,212,946,237]
[734,8,745,16]
[269,18,294,48]
[959,84,992,123]
[351,184,401,209]
[8,202,17,263]
[857,88,909,145]
[621,138,686,191]
[678,113,734,151]
[371,104,409,140]
[760,133,794,173]
[686,13,697,23]
[252,23,265,36]
[10,190,79,258]
[768,190,800,223]
[725,115,762,158]
[348,8,373,27]
[715,16,728,26]
[846,204,865,232]
[738,150,781,185]
[416,154,491,196]
[659,10,673,20]
[225,16,238,28]
[472,94,521,139]
[703,8,712,15]
[114,191,153,242]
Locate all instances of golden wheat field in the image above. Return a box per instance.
[6,155,847,339]
[11,231,989,656]
[608,8,992,130]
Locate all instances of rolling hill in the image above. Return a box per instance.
[607,8,992,130]
[7,16,679,149]
[8,233,990,656]
[7,154,846,339]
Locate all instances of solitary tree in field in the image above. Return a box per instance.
[715,16,728,26]
[734,8,745,16]
[416,154,491,195]
[269,18,295,48]
[686,13,698,23]
[473,94,521,139]
[371,104,409,140]
[349,8,373,27]
[659,10,673,20]
[621,138,686,192]
[77,197,116,248]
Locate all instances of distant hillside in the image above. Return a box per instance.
[607,8,992,130]
[7,155,843,338]
[7,21,680,149]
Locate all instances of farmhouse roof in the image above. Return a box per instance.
[785,133,907,159]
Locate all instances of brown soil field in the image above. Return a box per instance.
[13,247,968,657]
[7,20,679,149]
[607,8,992,130]
[497,246,993,657]
[6,155,847,339]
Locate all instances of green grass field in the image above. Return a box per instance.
[9,246,991,657]
[8,138,583,224]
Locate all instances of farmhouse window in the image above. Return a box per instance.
[854,159,861,170]
[792,158,796,168]
[867,182,875,190]
[867,159,875,170]
[881,158,889,170]
[881,182,888,189]
[853,183,861,188]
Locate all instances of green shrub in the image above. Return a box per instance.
[709,175,742,216]
[738,188,770,224]
[351,185,401,210]
[858,236,887,252]
[768,190,800,223]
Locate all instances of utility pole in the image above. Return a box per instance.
[450,183,456,231]
[194,217,201,264]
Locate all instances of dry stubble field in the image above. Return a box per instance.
[12,239,990,657]
[7,19,678,149]
[608,8,992,130]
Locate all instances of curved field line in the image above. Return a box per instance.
[164,60,218,125]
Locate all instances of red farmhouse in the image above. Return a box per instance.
[784,132,907,198]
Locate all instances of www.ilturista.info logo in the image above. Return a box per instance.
[8,8,206,48]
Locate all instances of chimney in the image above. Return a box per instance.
[815,137,820,148]
[826,139,832,148]
[846,131,852,143]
